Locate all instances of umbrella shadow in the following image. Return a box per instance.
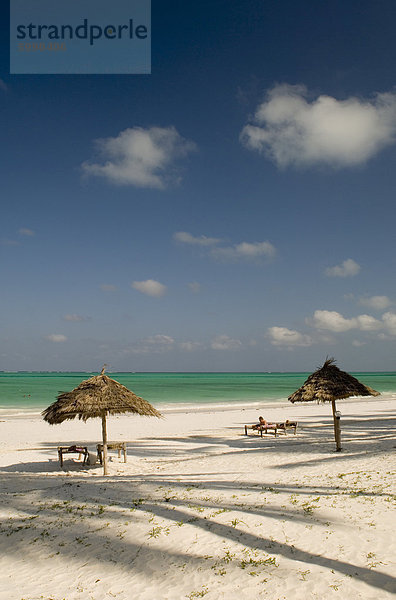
[0,441,101,474]
[0,459,99,474]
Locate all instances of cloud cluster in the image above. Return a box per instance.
[310,309,396,334]
[128,335,244,354]
[45,334,67,343]
[100,284,117,292]
[241,84,396,168]
[359,295,391,310]
[268,306,396,350]
[382,312,396,335]
[19,228,35,237]
[173,232,220,246]
[174,231,275,262]
[62,314,90,322]
[352,340,366,347]
[210,335,242,350]
[267,326,313,347]
[212,241,276,261]
[130,334,175,355]
[311,310,381,332]
[1,228,36,246]
[128,335,205,355]
[325,258,360,278]
[82,126,196,189]
[132,279,167,297]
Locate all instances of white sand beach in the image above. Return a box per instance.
[0,396,395,600]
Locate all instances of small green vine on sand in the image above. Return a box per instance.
[186,585,209,598]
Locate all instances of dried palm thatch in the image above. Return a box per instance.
[43,372,161,424]
[42,367,161,474]
[288,358,379,404]
[288,358,379,451]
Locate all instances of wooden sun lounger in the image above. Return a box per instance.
[278,421,298,435]
[244,421,298,437]
[97,442,127,464]
[57,445,89,467]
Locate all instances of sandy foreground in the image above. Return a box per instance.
[0,396,395,600]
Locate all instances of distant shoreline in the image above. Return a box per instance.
[1,370,396,374]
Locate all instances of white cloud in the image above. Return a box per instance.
[310,308,396,338]
[311,310,381,332]
[325,258,361,278]
[173,231,221,246]
[45,334,67,343]
[211,335,242,350]
[131,334,175,354]
[352,340,366,347]
[268,326,313,347]
[174,232,276,263]
[317,333,336,344]
[211,240,276,261]
[132,279,167,297]
[188,282,201,293]
[145,334,174,346]
[100,284,117,292]
[382,311,396,335]
[355,314,382,331]
[82,126,196,189]
[241,84,396,168]
[360,295,391,310]
[19,228,35,236]
[62,314,89,322]
[311,310,357,332]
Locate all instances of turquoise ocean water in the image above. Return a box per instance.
[1,372,395,414]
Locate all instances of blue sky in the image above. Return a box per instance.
[1,0,396,371]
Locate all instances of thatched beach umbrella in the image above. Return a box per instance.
[42,367,161,474]
[288,358,379,451]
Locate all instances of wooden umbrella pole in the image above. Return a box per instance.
[101,411,108,475]
[331,399,342,452]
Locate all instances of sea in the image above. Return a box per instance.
[1,371,395,415]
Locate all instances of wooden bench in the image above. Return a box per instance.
[57,445,89,467]
[97,442,127,464]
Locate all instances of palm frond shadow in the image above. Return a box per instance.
[0,471,394,594]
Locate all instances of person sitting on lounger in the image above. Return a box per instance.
[252,416,275,430]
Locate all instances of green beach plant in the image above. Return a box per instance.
[186,585,209,598]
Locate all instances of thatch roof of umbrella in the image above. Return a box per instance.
[42,367,161,474]
[288,358,379,451]
[288,358,380,404]
[43,371,161,424]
